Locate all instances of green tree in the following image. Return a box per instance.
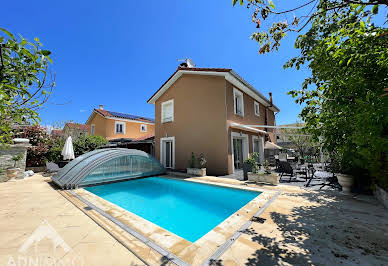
[0,28,54,144]
[233,0,387,54]
[234,1,387,189]
[284,5,388,188]
[281,123,318,158]
[73,135,107,157]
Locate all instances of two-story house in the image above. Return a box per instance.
[147,67,280,175]
[63,123,89,140]
[85,105,155,141]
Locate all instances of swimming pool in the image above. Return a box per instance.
[85,177,261,242]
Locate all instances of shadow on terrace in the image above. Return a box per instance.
[239,190,388,265]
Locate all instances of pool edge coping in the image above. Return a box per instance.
[62,177,281,265]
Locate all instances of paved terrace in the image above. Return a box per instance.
[1,174,387,265]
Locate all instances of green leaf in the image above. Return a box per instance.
[40,50,51,56]
[360,21,365,29]
[0,28,15,40]
[371,5,379,14]
[232,0,238,6]
[268,0,275,9]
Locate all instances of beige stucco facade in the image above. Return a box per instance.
[86,112,155,141]
[152,72,277,176]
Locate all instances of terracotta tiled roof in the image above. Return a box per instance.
[94,109,112,117]
[51,129,64,136]
[65,123,89,130]
[134,134,155,141]
[93,109,155,123]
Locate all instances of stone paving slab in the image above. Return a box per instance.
[1,174,387,266]
[0,174,145,266]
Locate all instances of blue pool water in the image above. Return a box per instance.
[85,177,260,242]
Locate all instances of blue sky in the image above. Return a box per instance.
[2,0,312,127]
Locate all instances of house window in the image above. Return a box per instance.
[233,88,244,116]
[140,124,147,132]
[91,124,95,135]
[254,101,260,116]
[161,99,174,123]
[115,121,125,134]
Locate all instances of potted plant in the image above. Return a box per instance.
[246,154,279,185]
[187,152,207,176]
[331,155,354,194]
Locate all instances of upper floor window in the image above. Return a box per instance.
[161,99,174,123]
[254,101,260,116]
[91,124,95,135]
[140,124,147,132]
[233,88,244,116]
[115,121,125,134]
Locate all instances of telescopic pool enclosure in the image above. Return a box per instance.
[51,148,166,189]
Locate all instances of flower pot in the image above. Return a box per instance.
[186,168,206,177]
[337,173,354,194]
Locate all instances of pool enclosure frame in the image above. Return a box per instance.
[51,148,166,189]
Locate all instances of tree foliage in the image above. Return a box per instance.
[280,123,318,158]
[234,1,387,189]
[233,0,387,54]
[0,28,54,144]
[284,5,388,188]
[73,135,107,157]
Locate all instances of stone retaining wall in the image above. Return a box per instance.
[0,142,30,180]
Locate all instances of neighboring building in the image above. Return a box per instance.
[148,67,280,175]
[275,123,305,149]
[63,123,89,140]
[85,105,155,141]
[51,129,64,138]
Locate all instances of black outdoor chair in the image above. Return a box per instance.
[278,161,295,182]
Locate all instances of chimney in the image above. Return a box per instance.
[99,104,104,110]
[269,92,273,106]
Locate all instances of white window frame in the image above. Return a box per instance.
[114,121,126,134]
[160,136,175,168]
[254,101,260,116]
[161,99,174,123]
[233,88,244,117]
[140,124,147,132]
[231,132,249,173]
[252,135,264,163]
[91,124,95,135]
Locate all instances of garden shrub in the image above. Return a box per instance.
[73,135,107,157]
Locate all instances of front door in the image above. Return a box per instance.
[233,138,243,169]
[161,139,174,168]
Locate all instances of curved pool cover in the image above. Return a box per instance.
[51,148,166,189]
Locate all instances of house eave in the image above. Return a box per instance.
[147,69,280,113]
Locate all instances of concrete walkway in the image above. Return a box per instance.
[0,174,145,266]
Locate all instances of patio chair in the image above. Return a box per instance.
[278,161,294,182]
[305,165,341,190]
